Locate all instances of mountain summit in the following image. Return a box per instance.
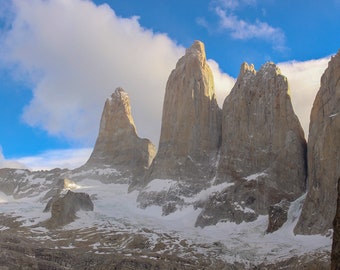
[85,87,156,174]
[147,40,221,181]
[196,61,307,226]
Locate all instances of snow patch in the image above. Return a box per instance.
[145,179,177,192]
[245,172,267,181]
[185,181,234,203]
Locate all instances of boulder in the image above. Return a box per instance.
[266,199,290,233]
[44,190,93,228]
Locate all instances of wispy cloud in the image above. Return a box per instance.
[16,148,92,171]
[215,0,256,10]
[205,0,286,51]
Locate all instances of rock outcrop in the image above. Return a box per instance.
[43,178,80,212]
[44,190,93,228]
[295,51,340,235]
[196,62,307,226]
[331,178,340,270]
[266,199,290,233]
[85,88,156,175]
[147,40,221,182]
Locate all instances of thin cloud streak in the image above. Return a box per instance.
[16,148,93,171]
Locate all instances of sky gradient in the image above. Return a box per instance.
[0,0,339,170]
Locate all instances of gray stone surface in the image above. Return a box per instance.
[85,88,156,175]
[44,190,94,228]
[295,50,340,235]
[146,40,221,182]
[197,62,307,226]
[331,178,340,270]
[266,199,290,233]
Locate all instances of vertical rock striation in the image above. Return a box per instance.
[196,62,307,227]
[147,40,221,181]
[218,62,306,193]
[295,51,340,235]
[85,87,156,174]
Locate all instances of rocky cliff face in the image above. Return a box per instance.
[196,62,307,226]
[147,41,221,181]
[295,51,340,235]
[85,88,156,175]
[331,178,340,270]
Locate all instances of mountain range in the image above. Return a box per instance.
[0,40,339,269]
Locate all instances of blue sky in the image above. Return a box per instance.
[0,0,339,170]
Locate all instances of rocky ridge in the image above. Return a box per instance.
[196,62,307,226]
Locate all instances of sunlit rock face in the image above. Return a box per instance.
[196,62,307,227]
[146,40,221,182]
[85,87,156,174]
[295,51,340,235]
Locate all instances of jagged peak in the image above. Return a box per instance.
[240,62,256,76]
[108,87,129,103]
[258,62,282,77]
[185,40,206,60]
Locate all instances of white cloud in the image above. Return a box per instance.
[1,0,234,150]
[0,146,27,169]
[207,59,235,106]
[278,57,330,137]
[16,148,92,171]
[215,0,256,10]
[1,0,185,146]
[215,7,285,50]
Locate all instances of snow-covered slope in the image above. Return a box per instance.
[0,171,331,269]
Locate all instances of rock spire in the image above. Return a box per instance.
[295,50,340,235]
[147,40,221,181]
[85,87,156,173]
[196,62,307,226]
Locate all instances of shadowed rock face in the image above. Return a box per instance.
[147,40,221,181]
[196,62,307,227]
[295,51,340,235]
[44,190,94,228]
[331,178,340,270]
[85,88,156,174]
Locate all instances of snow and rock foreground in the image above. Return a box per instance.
[0,168,331,269]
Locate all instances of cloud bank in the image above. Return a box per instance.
[0,146,27,169]
[16,148,92,171]
[1,0,233,148]
[278,57,330,137]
